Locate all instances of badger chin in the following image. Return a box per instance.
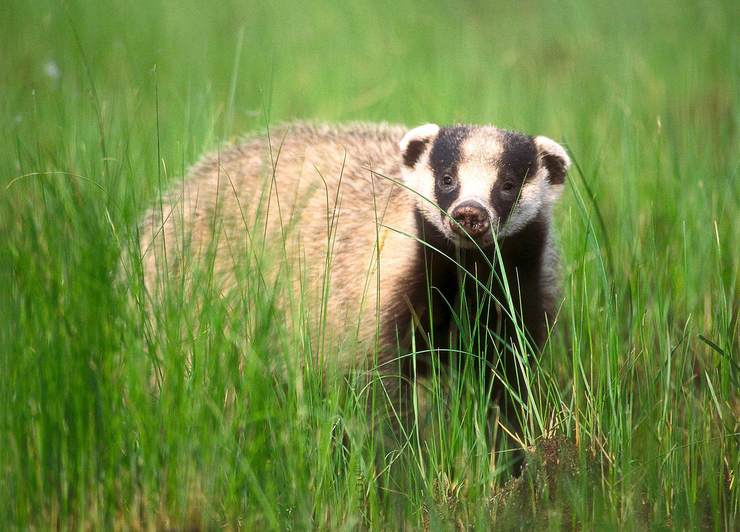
[447,233,496,251]
[445,218,499,251]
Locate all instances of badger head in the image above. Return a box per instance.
[399,124,570,249]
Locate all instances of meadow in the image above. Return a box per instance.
[1,0,738,528]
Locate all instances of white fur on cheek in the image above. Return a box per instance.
[547,183,564,203]
[499,171,546,238]
[401,164,450,238]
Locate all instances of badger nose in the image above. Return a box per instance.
[451,202,490,238]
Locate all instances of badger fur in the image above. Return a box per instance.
[137,121,569,411]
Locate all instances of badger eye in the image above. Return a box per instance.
[501,181,515,192]
[441,174,455,187]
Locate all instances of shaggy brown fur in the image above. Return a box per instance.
[139,122,422,368]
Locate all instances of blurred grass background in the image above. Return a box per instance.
[1,0,738,528]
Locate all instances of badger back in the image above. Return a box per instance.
[136,122,420,368]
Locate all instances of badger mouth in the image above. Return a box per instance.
[447,229,496,250]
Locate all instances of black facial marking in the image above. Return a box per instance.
[403,139,430,168]
[499,131,538,183]
[429,126,470,212]
[491,132,538,223]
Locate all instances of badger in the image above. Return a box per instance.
[136,121,569,425]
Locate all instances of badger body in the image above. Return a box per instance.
[138,121,569,383]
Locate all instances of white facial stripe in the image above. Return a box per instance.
[444,161,496,238]
[519,172,544,204]
[461,131,504,161]
[456,161,495,200]
[451,130,503,220]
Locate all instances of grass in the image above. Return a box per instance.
[1,0,738,528]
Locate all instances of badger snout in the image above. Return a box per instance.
[450,201,490,239]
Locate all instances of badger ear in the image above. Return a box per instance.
[400,124,439,168]
[535,136,571,185]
